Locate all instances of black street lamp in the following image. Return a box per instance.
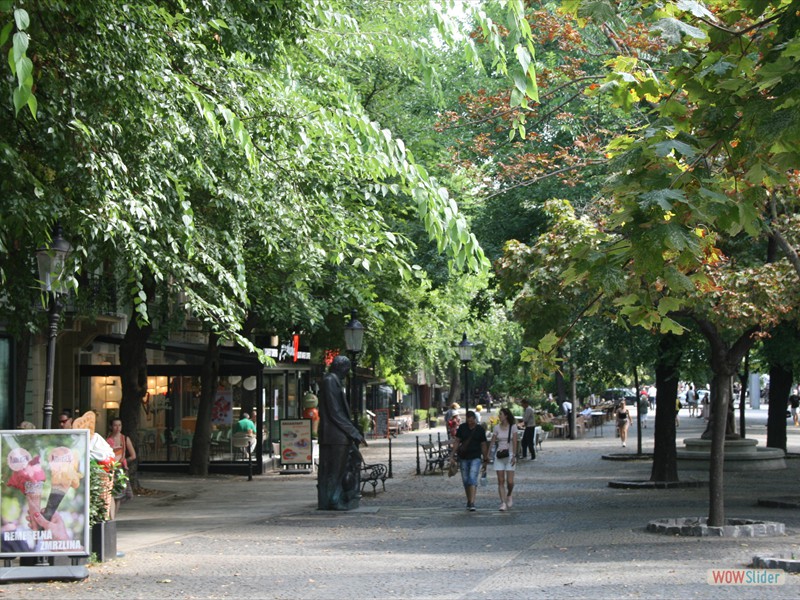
[344,311,365,428]
[35,225,72,429]
[457,332,474,411]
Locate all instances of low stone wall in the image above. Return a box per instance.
[647,517,785,537]
[752,553,800,573]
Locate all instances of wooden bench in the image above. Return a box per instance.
[361,463,388,496]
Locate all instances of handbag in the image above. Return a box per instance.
[447,460,459,477]
[495,426,512,459]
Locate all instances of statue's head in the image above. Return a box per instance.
[330,355,351,378]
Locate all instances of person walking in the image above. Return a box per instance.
[685,384,697,417]
[616,400,632,448]
[519,399,536,460]
[490,408,518,511]
[790,390,799,427]
[637,393,649,428]
[106,417,137,515]
[449,411,489,511]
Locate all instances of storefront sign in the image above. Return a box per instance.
[279,420,312,466]
[0,430,90,557]
[263,336,311,363]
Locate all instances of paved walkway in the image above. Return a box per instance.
[3,406,800,599]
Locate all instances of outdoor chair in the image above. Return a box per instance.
[232,432,253,461]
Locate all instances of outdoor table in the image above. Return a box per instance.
[591,412,605,437]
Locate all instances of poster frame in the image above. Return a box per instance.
[278,419,313,468]
[0,429,91,559]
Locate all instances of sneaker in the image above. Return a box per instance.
[622,443,626,447]
[468,503,476,512]
[506,496,513,508]
[499,503,507,511]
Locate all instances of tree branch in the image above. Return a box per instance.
[485,160,607,200]
[767,193,800,279]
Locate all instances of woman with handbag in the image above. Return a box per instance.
[449,411,490,511]
[490,408,518,511]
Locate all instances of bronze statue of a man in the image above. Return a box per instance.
[317,355,366,510]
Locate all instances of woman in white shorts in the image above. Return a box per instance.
[490,407,518,511]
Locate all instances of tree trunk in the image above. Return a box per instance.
[448,363,461,410]
[189,331,219,476]
[650,334,681,482]
[14,331,31,426]
[707,373,732,526]
[766,361,791,451]
[119,312,152,491]
[696,320,758,527]
[555,349,571,439]
[737,352,749,438]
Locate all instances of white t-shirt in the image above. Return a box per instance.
[494,425,517,455]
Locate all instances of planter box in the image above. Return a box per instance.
[91,520,117,562]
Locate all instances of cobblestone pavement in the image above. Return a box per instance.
[3,407,800,599]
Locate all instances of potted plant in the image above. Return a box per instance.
[89,456,127,562]
[427,408,438,428]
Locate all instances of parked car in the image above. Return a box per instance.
[602,388,636,404]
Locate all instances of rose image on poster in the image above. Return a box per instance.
[1,431,90,557]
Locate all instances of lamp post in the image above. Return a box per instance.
[457,332,474,412]
[344,311,365,429]
[35,225,72,429]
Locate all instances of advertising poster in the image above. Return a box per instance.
[0,430,90,557]
[279,420,312,466]
[211,390,233,427]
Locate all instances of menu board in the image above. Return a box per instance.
[279,420,312,466]
[374,409,389,439]
[0,430,90,558]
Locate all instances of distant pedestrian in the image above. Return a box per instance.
[561,400,573,437]
[637,394,649,429]
[519,399,536,460]
[490,408,518,511]
[449,411,489,511]
[616,401,632,448]
[445,402,458,423]
[790,392,799,427]
[685,384,697,417]
[647,385,657,410]
[701,390,711,421]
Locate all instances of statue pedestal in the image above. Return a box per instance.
[677,437,786,472]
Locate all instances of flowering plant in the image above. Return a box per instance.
[89,457,127,526]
